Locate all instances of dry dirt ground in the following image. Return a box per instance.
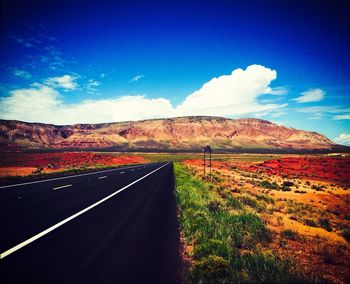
[0,152,149,177]
[184,154,350,283]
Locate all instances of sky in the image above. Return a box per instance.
[0,0,349,144]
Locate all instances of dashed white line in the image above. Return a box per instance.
[52,184,72,191]
[0,164,152,189]
[0,162,169,260]
[120,172,125,174]
[98,176,107,180]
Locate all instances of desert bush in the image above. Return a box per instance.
[238,195,266,212]
[281,229,299,240]
[303,218,317,227]
[342,228,350,242]
[283,181,294,187]
[256,193,275,204]
[318,218,332,232]
[281,186,292,192]
[259,180,279,190]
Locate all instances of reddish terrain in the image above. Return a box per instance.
[0,152,148,177]
[247,156,350,187]
[184,155,350,187]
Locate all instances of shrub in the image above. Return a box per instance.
[303,218,317,227]
[256,193,275,204]
[283,181,294,187]
[281,229,299,240]
[281,186,292,192]
[319,218,332,232]
[342,229,350,242]
[239,195,266,212]
[259,180,279,190]
[189,255,229,283]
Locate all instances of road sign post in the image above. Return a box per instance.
[203,145,212,180]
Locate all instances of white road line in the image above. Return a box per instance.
[0,163,152,189]
[52,184,72,191]
[98,176,107,180]
[120,172,125,174]
[0,162,168,260]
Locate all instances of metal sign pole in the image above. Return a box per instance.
[203,150,206,179]
[209,150,212,181]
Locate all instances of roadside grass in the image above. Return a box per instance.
[119,152,281,163]
[174,163,318,283]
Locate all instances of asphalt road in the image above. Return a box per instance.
[0,162,181,283]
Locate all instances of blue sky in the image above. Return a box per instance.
[0,0,349,144]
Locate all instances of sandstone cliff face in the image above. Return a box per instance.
[0,116,337,151]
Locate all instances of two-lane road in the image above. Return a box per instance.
[0,162,181,283]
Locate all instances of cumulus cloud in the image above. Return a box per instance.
[45,75,78,90]
[334,133,350,145]
[293,88,325,103]
[175,65,286,117]
[0,85,173,124]
[130,75,144,82]
[0,64,287,124]
[13,69,32,80]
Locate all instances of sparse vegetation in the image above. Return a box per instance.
[174,163,319,283]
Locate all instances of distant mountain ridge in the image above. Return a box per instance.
[0,116,346,152]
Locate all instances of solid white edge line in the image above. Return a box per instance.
[52,184,72,191]
[0,162,169,260]
[0,163,155,189]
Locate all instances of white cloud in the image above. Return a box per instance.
[175,64,286,117]
[0,85,173,124]
[45,75,78,90]
[266,86,288,95]
[130,75,144,82]
[0,64,288,124]
[292,88,325,103]
[87,79,101,93]
[13,69,32,80]
[334,114,350,120]
[334,133,350,145]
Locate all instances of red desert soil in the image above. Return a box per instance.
[0,152,149,177]
[247,156,350,187]
[185,156,350,187]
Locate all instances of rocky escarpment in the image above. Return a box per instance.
[0,116,342,152]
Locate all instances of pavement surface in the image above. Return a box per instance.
[0,162,181,283]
